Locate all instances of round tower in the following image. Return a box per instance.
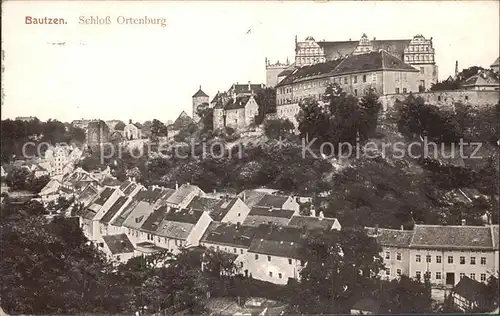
[192,85,209,122]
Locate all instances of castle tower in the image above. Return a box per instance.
[192,86,209,122]
[265,58,291,87]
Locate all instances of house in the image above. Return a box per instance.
[99,195,133,237]
[350,297,380,315]
[44,145,82,176]
[365,224,500,286]
[243,224,306,285]
[365,226,413,280]
[124,120,142,140]
[138,206,213,255]
[254,194,300,213]
[186,196,220,213]
[75,182,101,208]
[167,111,194,139]
[242,206,299,227]
[213,94,260,130]
[207,196,251,224]
[164,183,204,209]
[452,276,490,312]
[462,70,499,91]
[238,189,268,208]
[288,213,341,231]
[101,234,135,264]
[200,222,257,276]
[39,177,64,203]
[79,187,116,241]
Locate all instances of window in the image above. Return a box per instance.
[403,88,407,93]
[240,249,244,255]
[267,256,271,262]
[300,260,305,266]
[448,256,453,264]
[470,257,476,265]
[288,259,292,265]
[385,251,390,260]
[420,67,424,74]
[465,96,469,100]
[269,271,273,277]
[354,89,358,96]
[354,76,358,83]
[396,253,402,261]
[344,77,348,84]
[436,272,442,280]
[436,256,442,263]
[255,254,259,260]
[372,73,377,82]
[363,75,367,83]
[438,96,441,101]
[396,269,402,276]
[116,255,121,261]
[481,257,486,265]
[234,248,237,253]
[216,245,220,250]
[416,271,421,279]
[278,273,282,279]
[481,274,486,282]
[425,271,431,279]
[470,273,476,280]
[460,256,465,264]
[416,255,421,262]
[460,273,465,279]
[395,88,400,94]
[426,255,431,263]
[386,268,391,276]
[240,262,244,268]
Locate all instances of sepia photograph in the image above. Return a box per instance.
[1,1,499,315]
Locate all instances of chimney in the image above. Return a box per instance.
[455,61,459,78]
[248,81,251,91]
[199,85,201,90]
[236,222,240,229]
[461,219,466,226]
[129,119,132,124]
[175,182,179,190]
[375,224,379,236]
[400,225,404,231]
[242,192,246,201]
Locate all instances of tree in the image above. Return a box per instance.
[377,275,432,314]
[5,167,30,191]
[196,102,214,132]
[150,119,168,142]
[114,121,126,131]
[263,118,294,140]
[69,126,86,144]
[358,87,382,140]
[293,228,384,314]
[254,87,277,125]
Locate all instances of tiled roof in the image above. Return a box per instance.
[238,189,267,208]
[276,51,417,88]
[187,196,220,213]
[111,199,139,226]
[122,201,156,229]
[410,224,499,250]
[462,70,499,87]
[102,234,135,254]
[140,206,169,233]
[166,184,203,206]
[277,63,297,77]
[288,215,337,231]
[453,276,488,302]
[229,83,264,96]
[135,187,164,204]
[318,39,411,60]
[118,180,131,191]
[169,111,194,130]
[248,224,305,260]
[193,88,209,98]
[254,194,289,209]
[224,96,251,110]
[76,184,99,207]
[365,227,413,248]
[92,187,115,206]
[201,222,257,248]
[101,196,129,224]
[123,182,138,195]
[209,197,240,222]
[162,208,204,224]
[248,206,295,219]
[101,177,121,187]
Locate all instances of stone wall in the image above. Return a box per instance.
[379,90,500,111]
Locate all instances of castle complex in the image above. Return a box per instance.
[266,33,438,92]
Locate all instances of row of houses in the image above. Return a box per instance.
[72,178,346,285]
[367,224,499,287]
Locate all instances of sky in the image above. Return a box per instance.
[2,1,499,123]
